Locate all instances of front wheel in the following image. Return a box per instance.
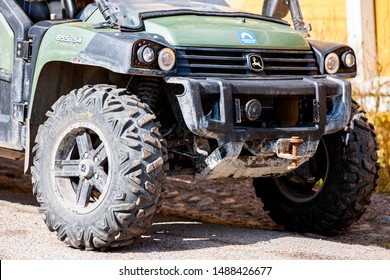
[254,101,380,234]
[32,85,166,249]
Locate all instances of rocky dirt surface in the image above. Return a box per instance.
[161,176,279,230]
[0,158,389,259]
[161,175,390,250]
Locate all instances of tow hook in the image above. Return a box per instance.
[275,136,305,169]
[290,136,304,169]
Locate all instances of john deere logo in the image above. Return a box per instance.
[248,54,264,72]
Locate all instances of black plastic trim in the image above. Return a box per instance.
[0,73,12,83]
[308,39,357,78]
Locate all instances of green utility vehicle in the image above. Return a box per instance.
[0,0,379,249]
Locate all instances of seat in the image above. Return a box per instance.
[47,0,63,19]
[17,0,51,23]
[61,0,77,18]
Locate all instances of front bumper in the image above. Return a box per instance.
[167,75,351,142]
[166,75,351,178]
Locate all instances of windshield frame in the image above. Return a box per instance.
[95,0,289,31]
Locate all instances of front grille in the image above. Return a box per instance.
[176,47,319,77]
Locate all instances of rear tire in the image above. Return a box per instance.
[254,101,380,234]
[32,85,166,249]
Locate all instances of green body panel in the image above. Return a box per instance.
[34,22,111,69]
[0,13,14,74]
[144,15,309,49]
[29,22,115,117]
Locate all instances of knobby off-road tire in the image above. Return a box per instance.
[31,85,166,249]
[254,101,380,234]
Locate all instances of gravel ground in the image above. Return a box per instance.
[0,158,389,259]
[161,175,390,249]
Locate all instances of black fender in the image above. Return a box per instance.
[75,31,176,76]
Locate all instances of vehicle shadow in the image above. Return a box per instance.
[0,162,38,206]
[110,214,309,259]
[106,213,389,260]
[0,158,37,206]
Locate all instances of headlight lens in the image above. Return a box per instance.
[342,52,356,68]
[325,52,340,74]
[137,45,156,64]
[158,48,176,71]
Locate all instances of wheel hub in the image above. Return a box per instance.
[79,159,95,179]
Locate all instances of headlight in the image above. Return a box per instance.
[342,52,356,68]
[325,52,340,74]
[137,45,156,64]
[158,48,176,71]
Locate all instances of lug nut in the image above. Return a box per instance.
[94,173,99,179]
[84,152,89,159]
[94,157,99,163]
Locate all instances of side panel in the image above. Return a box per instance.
[0,0,31,151]
[0,12,14,135]
[0,13,14,75]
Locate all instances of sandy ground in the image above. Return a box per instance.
[0,158,389,260]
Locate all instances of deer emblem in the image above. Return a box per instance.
[249,55,264,71]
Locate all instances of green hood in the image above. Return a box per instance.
[144,15,309,49]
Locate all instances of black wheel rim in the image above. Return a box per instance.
[274,139,330,203]
[52,123,112,214]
